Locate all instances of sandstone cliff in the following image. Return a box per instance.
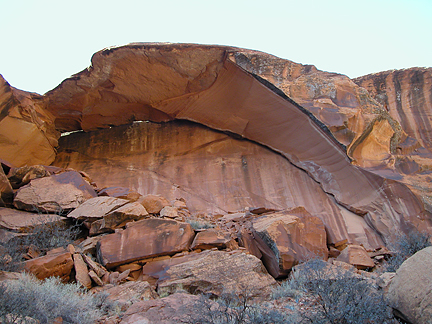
[1,43,431,250]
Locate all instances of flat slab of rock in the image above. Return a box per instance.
[191,229,238,250]
[120,292,207,324]
[98,187,142,202]
[24,251,74,282]
[13,171,97,214]
[387,247,432,324]
[73,253,92,289]
[67,196,130,221]
[89,201,149,236]
[336,244,375,269]
[252,207,327,278]
[98,218,195,268]
[0,207,66,232]
[102,281,158,308]
[157,250,276,297]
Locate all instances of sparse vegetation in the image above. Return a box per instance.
[186,290,292,324]
[384,229,432,272]
[0,274,115,324]
[272,259,393,324]
[0,217,81,271]
[187,219,214,230]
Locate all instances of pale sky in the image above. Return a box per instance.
[0,0,431,94]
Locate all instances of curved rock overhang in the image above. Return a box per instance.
[44,43,432,244]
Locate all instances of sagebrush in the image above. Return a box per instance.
[384,229,431,272]
[0,217,81,271]
[185,289,293,324]
[0,274,115,324]
[272,259,394,324]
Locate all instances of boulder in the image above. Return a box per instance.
[0,207,66,232]
[0,167,13,206]
[89,201,149,236]
[120,292,208,324]
[73,253,92,289]
[13,171,97,214]
[191,229,238,250]
[8,165,50,189]
[335,245,375,269]
[102,281,158,308]
[156,250,277,298]
[252,208,328,278]
[24,251,73,282]
[140,195,170,214]
[82,254,107,278]
[67,196,130,221]
[98,187,142,202]
[387,247,432,323]
[97,218,195,268]
[160,206,179,218]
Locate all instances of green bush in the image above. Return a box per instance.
[0,274,111,323]
[384,230,432,272]
[273,259,393,324]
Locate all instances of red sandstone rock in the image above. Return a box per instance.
[98,187,142,202]
[120,292,210,324]
[0,167,13,207]
[67,196,130,221]
[252,208,328,278]
[73,253,92,289]
[97,218,195,268]
[48,44,431,250]
[0,75,58,167]
[82,254,107,278]
[335,245,375,269]
[24,251,73,282]
[139,194,170,214]
[156,250,276,298]
[8,165,51,189]
[102,281,158,308]
[190,229,238,250]
[0,207,66,232]
[13,171,97,214]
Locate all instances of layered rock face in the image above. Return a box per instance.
[354,68,432,151]
[46,44,431,249]
[0,75,58,167]
[354,68,432,208]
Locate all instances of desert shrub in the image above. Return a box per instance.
[273,259,393,324]
[0,274,112,323]
[187,219,214,230]
[384,230,432,272]
[186,290,294,324]
[0,218,81,271]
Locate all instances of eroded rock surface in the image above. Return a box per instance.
[387,246,432,324]
[13,171,97,213]
[0,75,58,167]
[24,251,73,282]
[156,250,277,297]
[48,44,432,249]
[252,208,328,278]
[97,218,195,268]
[0,207,65,232]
